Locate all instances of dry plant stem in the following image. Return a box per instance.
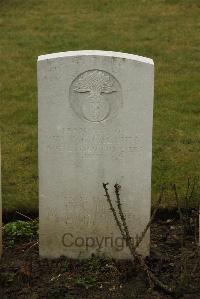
[188,176,199,202]
[103,183,174,294]
[185,178,190,206]
[23,241,39,257]
[103,183,137,265]
[114,183,164,251]
[114,184,174,293]
[192,247,200,276]
[102,183,125,238]
[16,211,33,221]
[114,183,134,249]
[184,177,192,209]
[134,187,164,251]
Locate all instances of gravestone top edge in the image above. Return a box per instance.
[37,50,154,65]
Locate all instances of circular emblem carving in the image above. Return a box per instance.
[69,70,122,123]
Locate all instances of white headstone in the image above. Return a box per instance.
[38,50,154,259]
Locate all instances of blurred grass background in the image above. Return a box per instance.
[0,0,199,212]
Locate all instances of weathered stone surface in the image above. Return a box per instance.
[38,50,154,259]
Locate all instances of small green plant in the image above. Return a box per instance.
[4,220,38,247]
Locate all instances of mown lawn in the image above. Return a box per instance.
[0,0,199,212]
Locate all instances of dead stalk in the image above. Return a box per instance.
[103,183,174,294]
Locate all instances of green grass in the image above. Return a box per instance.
[0,0,200,212]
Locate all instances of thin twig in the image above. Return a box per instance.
[188,177,198,202]
[102,183,125,238]
[16,211,33,221]
[184,177,190,210]
[114,183,134,250]
[191,246,200,277]
[103,182,175,294]
[133,187,164,251]
[23,241,39,257]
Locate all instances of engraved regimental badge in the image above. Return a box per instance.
[69,70,122,122]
